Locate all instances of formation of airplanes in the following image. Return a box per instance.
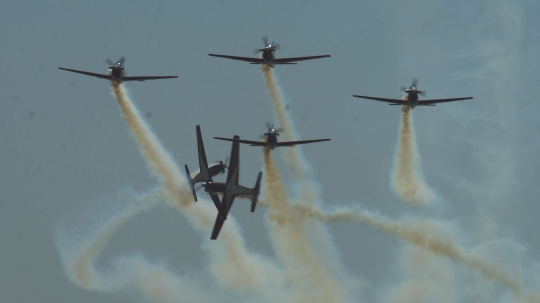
[57,37,475,240]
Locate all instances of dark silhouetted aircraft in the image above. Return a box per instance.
[209,36,330,67]
[214,122,330,150]
[58,57,178,83]
[200,136,262,240]
[353,78,473,110]
[185,125,228,202]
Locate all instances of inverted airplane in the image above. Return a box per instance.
[58,57,178,83]
[209,36,331,67]
[200,135,262,240]
[185,125,228,203]
[353,78,473,109]
[214,122,331,150]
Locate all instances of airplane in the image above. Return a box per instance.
[58,56,178,83]
[353,78,473,110]
[200,135,263,240]
[208,36,331,67]
[213,122,330,150]
[184,125,228,202]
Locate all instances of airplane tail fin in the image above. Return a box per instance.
[185,165,198,202]
[250,172,263,212]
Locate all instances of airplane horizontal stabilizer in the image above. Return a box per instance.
[251,172,263,212]
[184,165,198,202]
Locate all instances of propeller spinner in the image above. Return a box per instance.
[401,78,426,96]
[105,56,125,69]
[264,121,284,135]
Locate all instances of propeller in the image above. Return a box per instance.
[105,56,126,69]
[260,36,280,51]
[264,121,284,134]
[401,78,423,95]
[254,48,262,54]
[216,156,229,173]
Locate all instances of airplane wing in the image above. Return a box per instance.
[353,95,409,105]
[214,137,267,147]
[196,125,209,170]
[417,97,473,104]
[210,213,226,240]
[209,193,222,211]
[274,55,331,63]
[122,75,178,82]
[276,138,331,147]
[226,136,240,185]
[58,67,113,80]
[208,54,264,63]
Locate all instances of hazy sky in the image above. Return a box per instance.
[1,1,539,302]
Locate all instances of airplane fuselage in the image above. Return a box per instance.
[204,182,227,196]
[207,163,225,178]
[265,133,278,149]
[192,164,222,184]
[109,67,124,83]
[406,91,419,108]
[262,49,276,67]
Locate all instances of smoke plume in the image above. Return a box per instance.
[261,65,311,180]
[392,101,436,206]
[262,148,351,303]
[294,204,540,302]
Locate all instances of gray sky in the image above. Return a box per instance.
[1,0,539,302]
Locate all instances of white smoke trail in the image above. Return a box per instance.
[261,65,311,180]
[294,204,540,302]
[260,66,353,298]
[391,102,436,206]
[56,188,214,302]
[261,64,358,300]
[385,247,456,303]
[262,148,351,303]
[110,82,190,209]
